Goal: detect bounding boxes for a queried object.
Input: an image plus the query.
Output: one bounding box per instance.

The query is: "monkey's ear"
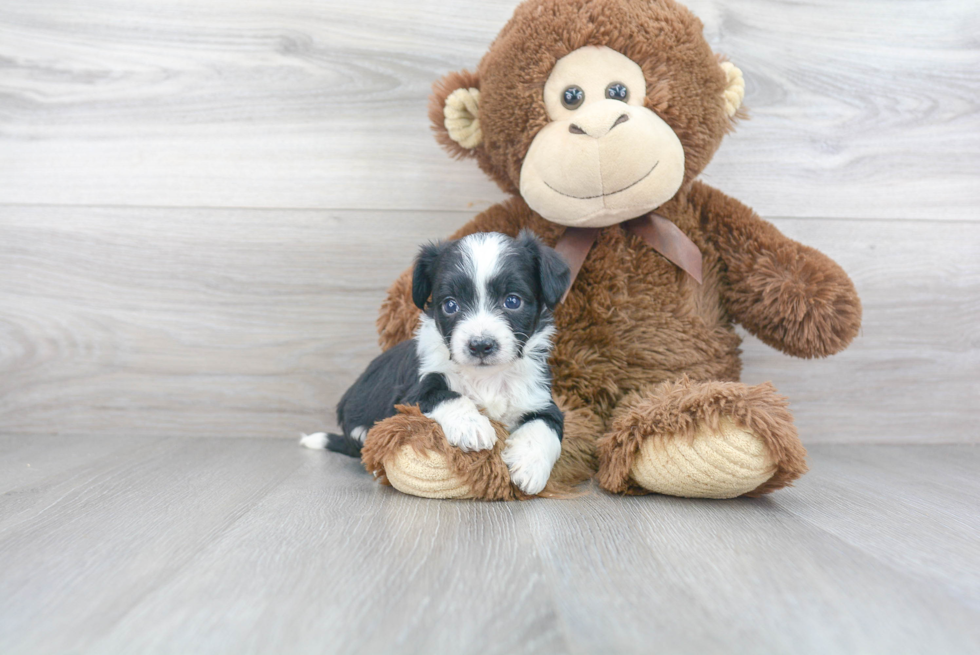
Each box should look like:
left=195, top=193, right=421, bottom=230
left=719, top=61, right=746, bottom=120
left=429, top=70, right=482, bottom=158
left=412, top=241, right=446, bottom=310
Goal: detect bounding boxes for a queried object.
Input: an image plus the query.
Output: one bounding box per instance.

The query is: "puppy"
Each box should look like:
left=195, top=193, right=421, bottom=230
left=301, top=230, right=571, bottom=494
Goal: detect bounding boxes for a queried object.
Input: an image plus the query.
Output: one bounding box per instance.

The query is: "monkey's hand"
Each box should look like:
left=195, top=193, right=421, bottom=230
left=693, top=181, right=862, bottom=359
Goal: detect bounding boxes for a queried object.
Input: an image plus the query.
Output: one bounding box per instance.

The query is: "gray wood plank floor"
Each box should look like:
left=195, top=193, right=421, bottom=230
left=1, top=436, right=978, bottom=655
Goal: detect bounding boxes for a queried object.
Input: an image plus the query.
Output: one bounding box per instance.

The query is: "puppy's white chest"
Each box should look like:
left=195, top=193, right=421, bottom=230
left=480, top=394, right=514, bottom=425
left=448, top=370, right=538, bottom=430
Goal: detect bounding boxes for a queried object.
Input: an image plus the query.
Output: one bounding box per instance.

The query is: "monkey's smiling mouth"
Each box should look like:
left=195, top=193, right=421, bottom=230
left=543, top=161, right=659, bottom=200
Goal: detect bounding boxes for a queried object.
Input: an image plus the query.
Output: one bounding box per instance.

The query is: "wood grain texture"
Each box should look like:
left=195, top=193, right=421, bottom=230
left=1, top=207, right=977, bottom=443
left=0, top=433, right=151, bottom=494
left=0, top=206, right=458, bottom=438
left=777, top=445, right=980, bottom=611
left=1, top=436, right=978, bottom=654
left=0, top=437, right=303, bottom=653
left=0, top=0, right=977, bottom=218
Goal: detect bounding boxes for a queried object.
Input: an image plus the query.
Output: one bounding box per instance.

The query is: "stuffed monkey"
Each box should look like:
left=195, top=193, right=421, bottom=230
left=360, top=0, right=862, bottom=500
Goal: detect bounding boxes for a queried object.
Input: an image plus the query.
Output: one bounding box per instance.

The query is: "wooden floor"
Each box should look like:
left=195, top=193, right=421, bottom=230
left=1, top=435, right=978, bottom=655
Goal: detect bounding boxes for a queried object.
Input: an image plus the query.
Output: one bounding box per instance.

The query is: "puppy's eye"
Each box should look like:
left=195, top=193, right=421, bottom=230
left=442, top=298, right=459, bottom=315
left=561, top=86, right=584, bottom=110
left=605, top=82, right=629, bottom=102
left=504, top=295, right=522, bottom=310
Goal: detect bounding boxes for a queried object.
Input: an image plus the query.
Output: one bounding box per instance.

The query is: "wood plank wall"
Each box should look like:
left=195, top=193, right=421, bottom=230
left=1, top=0, right=977, bottom=443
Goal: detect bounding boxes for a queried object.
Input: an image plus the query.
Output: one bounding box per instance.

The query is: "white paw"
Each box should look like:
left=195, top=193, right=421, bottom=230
left=426, top=396, right=497, bottom=452
left=502, top=419, right=561, bottom=495
left=299, top=432, right=328, bottom=449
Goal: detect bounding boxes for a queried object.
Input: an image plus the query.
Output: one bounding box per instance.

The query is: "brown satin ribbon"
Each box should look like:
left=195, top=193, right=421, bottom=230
left=554, top=213, right=703, bottom=302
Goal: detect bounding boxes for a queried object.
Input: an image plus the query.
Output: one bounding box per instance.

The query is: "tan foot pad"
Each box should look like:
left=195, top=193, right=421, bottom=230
left=384, top=445, right=473, bottom=499
left=630, top=419, right=776, bottom=499
left=361, top=405, right=529, bottom=501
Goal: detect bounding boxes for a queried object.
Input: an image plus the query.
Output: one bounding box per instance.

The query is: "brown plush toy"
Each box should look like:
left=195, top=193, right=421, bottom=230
left=360, top=0, right=862, bottom=500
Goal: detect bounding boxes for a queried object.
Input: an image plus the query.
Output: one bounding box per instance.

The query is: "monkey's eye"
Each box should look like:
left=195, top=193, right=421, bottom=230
left=504, top=295, right=522, bottom=310
left=442, top=298, right=459, bottom=315
left=561, top=86, right=585, bottom=110
left=605, top=82, right=629, bottom=102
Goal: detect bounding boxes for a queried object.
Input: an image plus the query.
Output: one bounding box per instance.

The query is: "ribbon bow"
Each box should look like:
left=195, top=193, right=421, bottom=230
left=553, top=214, right=702, bottom=302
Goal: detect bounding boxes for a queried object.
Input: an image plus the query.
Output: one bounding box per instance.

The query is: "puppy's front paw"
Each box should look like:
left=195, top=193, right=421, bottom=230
left=502, top=420, right=562, bottom=495
left=426, top=397, right=496, bottom=452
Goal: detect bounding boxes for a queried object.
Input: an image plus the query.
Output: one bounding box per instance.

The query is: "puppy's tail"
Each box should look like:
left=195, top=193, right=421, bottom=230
left=299, top=432, right=362, bottom=458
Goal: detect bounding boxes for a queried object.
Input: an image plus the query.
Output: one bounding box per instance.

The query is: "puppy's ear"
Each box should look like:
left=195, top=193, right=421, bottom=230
left=516, top=229, right=571, bottom=310
left=412, top=241, right=445, bottom=310
left=538, top=243, right=572, bottom=310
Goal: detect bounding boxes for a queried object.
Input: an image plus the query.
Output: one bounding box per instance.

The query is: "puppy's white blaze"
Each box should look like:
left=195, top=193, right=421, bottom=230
left=459, top=232, right=508, bottom=310
left=425, top=396, right=497, bottom=452
left=299, top=432, right=328, bottom=449
left=450, top=310, right=517, bottom=366
left=350, top=426, right=368, bottom=442
left=502, top=420, right=562, bottom=495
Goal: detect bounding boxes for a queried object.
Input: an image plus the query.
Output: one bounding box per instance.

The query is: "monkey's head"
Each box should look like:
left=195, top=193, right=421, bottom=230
left=430, top=0, right=745, bottom=228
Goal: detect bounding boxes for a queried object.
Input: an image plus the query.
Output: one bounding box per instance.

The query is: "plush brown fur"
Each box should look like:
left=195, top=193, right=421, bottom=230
left=595, top=376, right=808, bottom=496
left=368, top=0, right=862, bottom=499
left=548, top=393, right=603, bottom=489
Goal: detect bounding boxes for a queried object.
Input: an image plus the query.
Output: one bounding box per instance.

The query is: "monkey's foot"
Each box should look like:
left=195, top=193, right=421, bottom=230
left=384, top=448, right=473, bottom=499
left=361, top=405, right=530, bottom=501
left=597, top=378, right=808, bottom=498
left=361, top=401, right=601, bottom=500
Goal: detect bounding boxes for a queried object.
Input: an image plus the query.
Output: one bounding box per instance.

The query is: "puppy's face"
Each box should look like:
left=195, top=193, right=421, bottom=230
left=412, top=231, right=570, bottom=367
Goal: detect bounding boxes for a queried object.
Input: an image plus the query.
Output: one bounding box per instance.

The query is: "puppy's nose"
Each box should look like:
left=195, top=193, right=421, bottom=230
left=468, top=337, right=498, bottom=358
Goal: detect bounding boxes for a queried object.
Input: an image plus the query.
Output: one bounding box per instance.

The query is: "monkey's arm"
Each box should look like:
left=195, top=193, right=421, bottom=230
left=691, top=181, right=861, bottom=359
left=377, top=198, right=543, bottom=350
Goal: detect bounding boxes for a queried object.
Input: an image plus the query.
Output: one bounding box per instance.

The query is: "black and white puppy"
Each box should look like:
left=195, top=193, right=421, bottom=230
left=301, top=230, right=571, bottom=495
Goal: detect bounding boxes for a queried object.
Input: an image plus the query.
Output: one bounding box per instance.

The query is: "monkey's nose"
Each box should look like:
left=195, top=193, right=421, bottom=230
left=569, top=113, right=630, bottom=138
left=611, top=113, right=630, bottom=129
